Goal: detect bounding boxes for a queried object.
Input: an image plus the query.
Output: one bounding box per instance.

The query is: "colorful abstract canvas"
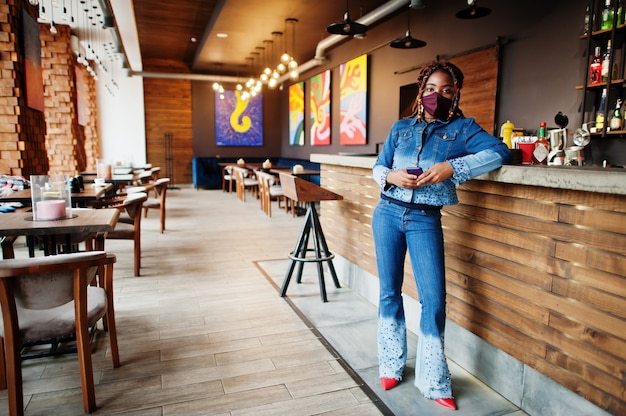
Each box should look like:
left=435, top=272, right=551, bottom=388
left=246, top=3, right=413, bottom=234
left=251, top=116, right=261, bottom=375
left=289, top=82, right=304, bottom=146
left=310, top=70, right=331, bottom=146
left=21, top=10, right=44, bottom=112
left=339, top=54, right=368, bottom=145
left=215, top=90, right=263, bottom=146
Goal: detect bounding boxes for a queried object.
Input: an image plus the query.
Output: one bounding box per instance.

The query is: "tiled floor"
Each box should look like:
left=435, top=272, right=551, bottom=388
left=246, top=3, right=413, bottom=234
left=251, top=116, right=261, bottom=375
left=0, top=186, right=526, bottom=415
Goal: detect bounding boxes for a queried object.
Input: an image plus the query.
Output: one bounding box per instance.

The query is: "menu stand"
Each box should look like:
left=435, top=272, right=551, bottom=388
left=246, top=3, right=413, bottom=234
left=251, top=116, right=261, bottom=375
left=278, top=173, right=343, bottom=302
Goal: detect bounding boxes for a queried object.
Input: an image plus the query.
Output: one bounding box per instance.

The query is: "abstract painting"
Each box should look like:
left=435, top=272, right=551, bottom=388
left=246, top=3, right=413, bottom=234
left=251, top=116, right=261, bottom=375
left=21, top=10, right=44, bottom=112
left=310, top=70, right=331, bottom=146
left=339, top=54, right=368, bottom=145
left=215, top=90, right=263, bottom=146
left=289, top=82, right=304, bottom=146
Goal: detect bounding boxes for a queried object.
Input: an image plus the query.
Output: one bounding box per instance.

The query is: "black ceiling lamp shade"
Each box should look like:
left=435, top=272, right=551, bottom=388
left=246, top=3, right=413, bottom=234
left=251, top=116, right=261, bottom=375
left=390, top=7, right=426, bottom=49
left=326, top=0, right=368, bottom=35
left=456, top=0, right=491, bottom=19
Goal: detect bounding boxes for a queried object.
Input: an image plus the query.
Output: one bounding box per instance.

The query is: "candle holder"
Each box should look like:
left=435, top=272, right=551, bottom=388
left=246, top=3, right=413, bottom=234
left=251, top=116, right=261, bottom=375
left=30, top=175, right=73, bottom=221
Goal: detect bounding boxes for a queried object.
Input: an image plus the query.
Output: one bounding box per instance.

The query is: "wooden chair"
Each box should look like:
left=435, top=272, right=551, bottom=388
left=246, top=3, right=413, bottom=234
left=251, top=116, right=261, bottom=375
left=221, top=165, right=234, bottom=193
left=143, top=177, right=170, bottom=233
left=92, top=192, right=147, bottom=276
left=233, top=167, right=258, bottom=202
left=256, top=171, right=287, bottom=217
left=133, top=170, right=153, bottom=187
left=0, top=251, right=119, bottom=415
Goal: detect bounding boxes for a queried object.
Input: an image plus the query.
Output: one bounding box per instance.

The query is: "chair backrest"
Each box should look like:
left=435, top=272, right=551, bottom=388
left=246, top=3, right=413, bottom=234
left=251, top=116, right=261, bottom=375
left=152, top=177, right=169, bottom=198
left=255, top=171, right=280, bottom=216
left=94, top=192, right=146, bottom=276
left=0, top=251, right=118, bottom=415
left=0, top=252, right=103, bottom=313
left=256, top=171, right=270, bottom=213
left=233, top=167, right=249, bottom=201
left=134, top=170, right=153, bottom=185
left=150, top=167, right=161, bottom=181
left=144, top=178, right=170, bottom=233
left=121, top=192, right=148, bottom=220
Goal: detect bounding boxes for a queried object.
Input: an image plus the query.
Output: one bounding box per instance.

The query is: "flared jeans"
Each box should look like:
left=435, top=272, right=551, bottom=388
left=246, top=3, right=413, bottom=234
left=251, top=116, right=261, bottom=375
left=372, top=199, right=452, bottom=399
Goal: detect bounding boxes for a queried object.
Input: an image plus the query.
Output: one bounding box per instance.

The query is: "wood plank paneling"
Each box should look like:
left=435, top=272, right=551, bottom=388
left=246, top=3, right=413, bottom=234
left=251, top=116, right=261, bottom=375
left=318, top=164, right=626, bottom=415
left=143, top=77, right=193, bottom=185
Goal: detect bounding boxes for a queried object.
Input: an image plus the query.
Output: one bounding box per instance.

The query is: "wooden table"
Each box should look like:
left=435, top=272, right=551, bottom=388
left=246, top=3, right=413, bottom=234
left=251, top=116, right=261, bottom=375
left=0, top=208, right=119, bottom=258
left=0, top=184, right=113, bottom=207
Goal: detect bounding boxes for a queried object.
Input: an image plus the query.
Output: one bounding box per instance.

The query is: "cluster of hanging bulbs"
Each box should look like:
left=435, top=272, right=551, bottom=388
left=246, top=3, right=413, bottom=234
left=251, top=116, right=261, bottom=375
left=212, top=18, right=299, bottom=100
left=30, top=0, right=122, bottom=93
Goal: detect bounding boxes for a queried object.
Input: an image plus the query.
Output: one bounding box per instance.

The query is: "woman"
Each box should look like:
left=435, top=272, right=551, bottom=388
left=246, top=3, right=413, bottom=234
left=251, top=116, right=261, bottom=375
left=371, top=61, right=511, bottom=411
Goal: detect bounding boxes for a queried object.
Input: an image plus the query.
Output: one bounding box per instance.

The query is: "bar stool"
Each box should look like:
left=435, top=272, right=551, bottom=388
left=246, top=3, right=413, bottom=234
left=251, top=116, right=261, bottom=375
left=277, top=173, right=343, bottom=302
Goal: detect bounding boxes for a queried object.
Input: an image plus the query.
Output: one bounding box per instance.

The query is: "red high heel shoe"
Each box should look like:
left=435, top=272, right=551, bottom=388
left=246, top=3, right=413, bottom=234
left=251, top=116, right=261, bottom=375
left=434, top=398, right=457, bottom=410
left=380, top=377, right=400, bottom=390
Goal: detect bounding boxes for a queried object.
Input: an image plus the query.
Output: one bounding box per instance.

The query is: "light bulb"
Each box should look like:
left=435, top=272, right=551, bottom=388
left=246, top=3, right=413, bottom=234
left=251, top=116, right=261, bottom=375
left=219, top=93, right=225, bottom=100
left=29, top=0, right=39, bottom=5
left=268, top=78, right=277, bottom=89
left=289, top=70, right=299, bottom=81
left=280, top=52, right=290, bottom=64
left=260, top=73, right=268, bottom=83
left=212, top=82, right=220, bottom=91
left=264, top=67, right=272, bottom=76
left=288, top=59, right=298, bottom=70
left=50, top=23, right=57, bottom=35
left=236, top=84, right=242, bottom=91
left=219, top=85, right=224, bottom=93
left=277, top=63, right=286, bottom=74
left=272, top=70, right=279, bottom=79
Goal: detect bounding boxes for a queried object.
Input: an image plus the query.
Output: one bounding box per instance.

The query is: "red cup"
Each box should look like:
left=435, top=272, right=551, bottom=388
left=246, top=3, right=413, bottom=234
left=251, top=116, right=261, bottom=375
left=518, top=143, right=535, bottom=165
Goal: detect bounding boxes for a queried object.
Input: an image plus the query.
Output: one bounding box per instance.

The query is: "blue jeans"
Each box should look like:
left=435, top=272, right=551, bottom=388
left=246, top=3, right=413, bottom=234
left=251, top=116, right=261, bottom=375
left=372, top=199, right=452, bottom=400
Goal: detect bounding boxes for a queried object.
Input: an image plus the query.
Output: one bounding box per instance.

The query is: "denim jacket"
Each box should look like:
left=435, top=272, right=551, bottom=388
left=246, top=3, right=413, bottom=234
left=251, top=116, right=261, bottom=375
left=373, top=115, right=512, bottom=206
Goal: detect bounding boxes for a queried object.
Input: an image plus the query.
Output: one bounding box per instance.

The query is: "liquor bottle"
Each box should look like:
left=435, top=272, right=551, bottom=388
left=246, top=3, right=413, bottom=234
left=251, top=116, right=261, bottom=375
left=610, top=98, right=623, bottom=130
left=583, top=4, right=591, bottom=35
left=602, top=40, right=613, bottom=82
left=596, top=88, right=608, bottom=131
left=602, top=0, right=614, bottom=30
left=589, top=46, right=602, bottom=84
left=532, top=122, right=550, bottom=165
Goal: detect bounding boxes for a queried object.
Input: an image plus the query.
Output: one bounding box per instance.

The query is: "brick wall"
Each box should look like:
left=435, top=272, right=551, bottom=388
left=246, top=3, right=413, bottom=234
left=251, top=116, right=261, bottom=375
left=0, top=0, right=47, bottom=177
left=0, top=0, right=100, bottom=179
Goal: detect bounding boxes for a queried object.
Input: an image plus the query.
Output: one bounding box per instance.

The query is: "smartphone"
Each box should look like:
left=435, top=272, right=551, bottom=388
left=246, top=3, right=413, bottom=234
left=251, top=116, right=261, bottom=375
left=406, top=167, right=423, bottom=176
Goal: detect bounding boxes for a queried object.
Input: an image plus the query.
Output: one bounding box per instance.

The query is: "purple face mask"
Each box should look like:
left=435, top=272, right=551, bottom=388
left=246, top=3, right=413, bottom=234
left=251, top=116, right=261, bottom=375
left=422, top=91, right=453, bottom=120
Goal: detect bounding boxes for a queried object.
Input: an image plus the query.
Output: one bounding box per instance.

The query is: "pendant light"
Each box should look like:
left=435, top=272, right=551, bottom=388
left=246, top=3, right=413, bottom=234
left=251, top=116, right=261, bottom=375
left=456, top=0, right=491, bottom=19
left=390, top=7, right=426, bottom=49
left=327, top=0, right=368, bottom=35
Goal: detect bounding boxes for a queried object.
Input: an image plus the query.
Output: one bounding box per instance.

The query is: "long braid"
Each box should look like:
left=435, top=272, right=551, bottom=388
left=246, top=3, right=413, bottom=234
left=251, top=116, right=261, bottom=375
left=409, top=61, right=464, bottom=121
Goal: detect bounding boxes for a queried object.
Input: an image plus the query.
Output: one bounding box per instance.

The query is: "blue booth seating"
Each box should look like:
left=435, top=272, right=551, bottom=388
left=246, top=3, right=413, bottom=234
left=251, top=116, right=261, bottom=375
left=192, top=157, right=320, bottom=189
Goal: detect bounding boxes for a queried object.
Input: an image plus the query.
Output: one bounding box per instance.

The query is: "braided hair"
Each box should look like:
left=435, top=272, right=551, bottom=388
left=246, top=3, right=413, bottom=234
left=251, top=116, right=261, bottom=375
left=409, top=61, right=464, bottom=121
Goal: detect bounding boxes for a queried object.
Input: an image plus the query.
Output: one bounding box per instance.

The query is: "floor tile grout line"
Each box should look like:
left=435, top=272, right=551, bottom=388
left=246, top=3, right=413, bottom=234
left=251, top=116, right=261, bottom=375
left=254, top=260, right=394, bottom=416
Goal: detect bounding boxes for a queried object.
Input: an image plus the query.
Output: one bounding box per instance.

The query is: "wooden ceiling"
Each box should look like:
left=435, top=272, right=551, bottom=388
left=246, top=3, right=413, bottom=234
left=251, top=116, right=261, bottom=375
left=130, top=0, right=396, bottom=75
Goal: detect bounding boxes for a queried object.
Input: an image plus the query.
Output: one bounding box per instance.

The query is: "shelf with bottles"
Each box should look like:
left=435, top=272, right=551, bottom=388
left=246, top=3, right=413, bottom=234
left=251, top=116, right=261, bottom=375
left=579, top=1, right=626, bottom=138
left=576, top=79, right=626, bottom=89
left=589, top=130, right=626, bottom=135
left=580, top=22, right=626, bottom=39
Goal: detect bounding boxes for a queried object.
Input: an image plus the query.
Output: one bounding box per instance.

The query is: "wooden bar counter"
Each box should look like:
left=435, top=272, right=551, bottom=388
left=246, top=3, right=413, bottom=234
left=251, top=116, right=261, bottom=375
left=311, top=153, right=624, bottom=416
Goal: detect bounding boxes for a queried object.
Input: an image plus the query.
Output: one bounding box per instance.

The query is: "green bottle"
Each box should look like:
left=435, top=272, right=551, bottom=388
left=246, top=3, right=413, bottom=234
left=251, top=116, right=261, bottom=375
left=602, top=0, right=614, bottom=30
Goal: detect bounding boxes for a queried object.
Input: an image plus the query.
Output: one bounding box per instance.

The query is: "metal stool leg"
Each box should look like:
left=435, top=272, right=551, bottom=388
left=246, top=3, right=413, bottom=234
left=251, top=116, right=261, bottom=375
left=280, top=202, right=340, bottom=302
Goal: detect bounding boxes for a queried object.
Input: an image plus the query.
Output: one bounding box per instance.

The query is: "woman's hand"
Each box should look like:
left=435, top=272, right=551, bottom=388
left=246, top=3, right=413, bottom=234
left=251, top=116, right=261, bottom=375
left=386, top=162, right=453, bottom=189
left=416, top=162, right=453, bottom=186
